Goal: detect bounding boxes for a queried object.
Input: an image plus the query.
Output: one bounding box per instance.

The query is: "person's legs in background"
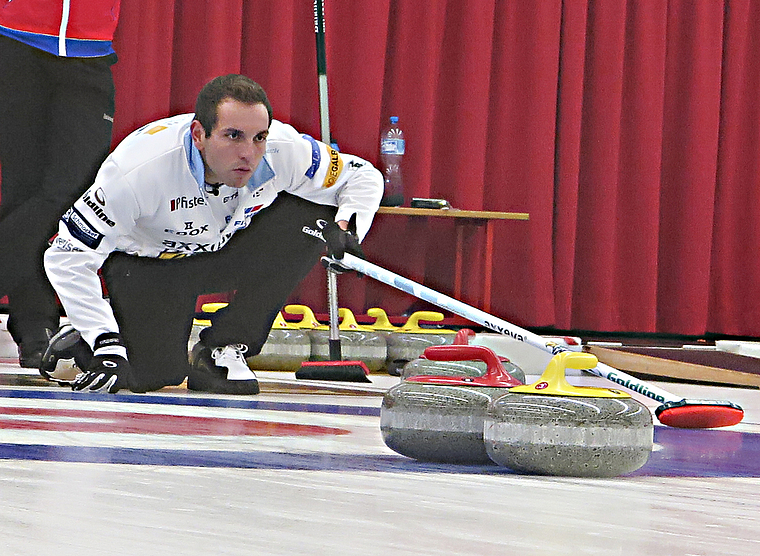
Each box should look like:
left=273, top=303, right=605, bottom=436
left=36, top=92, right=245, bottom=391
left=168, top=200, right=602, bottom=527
left=0, top=37, right=115, bottom=366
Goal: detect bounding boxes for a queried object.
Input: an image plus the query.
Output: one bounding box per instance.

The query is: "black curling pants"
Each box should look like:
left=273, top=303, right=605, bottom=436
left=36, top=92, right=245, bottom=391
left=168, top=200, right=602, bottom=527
left=102, top=193, right=336, bottom=392
left=0, top=35, right=116, bottom=345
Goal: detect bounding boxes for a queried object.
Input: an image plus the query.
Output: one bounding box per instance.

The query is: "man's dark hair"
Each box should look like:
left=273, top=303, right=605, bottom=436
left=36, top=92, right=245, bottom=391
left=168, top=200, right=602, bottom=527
left=194, top=74, right=273, bottom=137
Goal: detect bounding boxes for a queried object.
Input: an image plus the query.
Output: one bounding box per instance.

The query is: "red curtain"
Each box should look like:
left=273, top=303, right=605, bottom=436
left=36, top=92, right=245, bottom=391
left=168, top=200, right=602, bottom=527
left=48, top=0, right=760, bottom=336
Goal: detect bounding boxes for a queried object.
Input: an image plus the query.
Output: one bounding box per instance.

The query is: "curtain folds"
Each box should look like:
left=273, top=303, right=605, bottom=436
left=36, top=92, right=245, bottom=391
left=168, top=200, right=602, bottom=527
left=94, top=0, right=760, bottom=336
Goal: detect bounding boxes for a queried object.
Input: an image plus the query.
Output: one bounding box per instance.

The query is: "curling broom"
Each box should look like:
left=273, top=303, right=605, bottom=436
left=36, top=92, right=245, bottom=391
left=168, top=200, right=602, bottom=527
left=331, top=253, right=743, bottom=428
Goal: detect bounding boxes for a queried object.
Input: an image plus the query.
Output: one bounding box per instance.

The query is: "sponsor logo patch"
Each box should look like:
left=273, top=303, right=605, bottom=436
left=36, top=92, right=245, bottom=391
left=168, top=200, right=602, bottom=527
left=62, top=207, right=104, bottom=249
left=163, top=222, right=210, bottom=236
left=158, top=251, right=188, bottom=260
left=145, top=125, right=167, bottom=135
left=322, top=145, right=343, bottom=188
left=161, top=231, right=235, bottom=254
left=302, top=134, right=321, bottom=179
left=170, top=196, right=206, bottom=211
left=83, top=192, right=116, bottom=227
left=51, top=236, right=83, bottom=252
left=301, top=218, right=328, bottom=241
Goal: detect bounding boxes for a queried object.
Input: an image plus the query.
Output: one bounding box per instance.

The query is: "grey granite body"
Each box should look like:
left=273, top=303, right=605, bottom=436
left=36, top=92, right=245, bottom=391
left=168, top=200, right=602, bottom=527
left=246, top=329, right=312, bottom=371
left=381, top=381, right=510, bottom=464
left=382, top=333, right=454, bottom=375
left=484, top=393, right=653, bottom=477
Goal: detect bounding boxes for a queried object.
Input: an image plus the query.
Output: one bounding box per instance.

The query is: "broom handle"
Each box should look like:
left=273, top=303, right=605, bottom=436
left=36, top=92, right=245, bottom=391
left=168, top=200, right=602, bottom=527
left=314, top=0, right=330, bottom=144
left=327, top=268, right=342, bottom=360
left=338, top=253, right=681, bottom=405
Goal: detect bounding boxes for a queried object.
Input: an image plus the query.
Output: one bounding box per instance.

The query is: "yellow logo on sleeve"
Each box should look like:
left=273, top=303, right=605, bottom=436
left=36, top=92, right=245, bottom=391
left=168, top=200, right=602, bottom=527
left=322, top=146, right=343, bottom=188
left=158, top=251, right=187, bottom=259
left=146, top=125, right=168, bottom=135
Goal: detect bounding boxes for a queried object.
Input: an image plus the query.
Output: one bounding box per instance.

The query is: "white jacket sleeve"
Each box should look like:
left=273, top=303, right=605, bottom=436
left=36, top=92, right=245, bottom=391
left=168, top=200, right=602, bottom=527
left=44, top=159, right=140, bottom=348
left=268, top=126, right=384, bottom=241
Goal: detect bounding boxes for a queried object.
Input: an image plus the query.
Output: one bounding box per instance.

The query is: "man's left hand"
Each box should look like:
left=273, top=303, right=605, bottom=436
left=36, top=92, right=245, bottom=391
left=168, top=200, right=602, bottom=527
left=323, top=214, right=364, bottom=260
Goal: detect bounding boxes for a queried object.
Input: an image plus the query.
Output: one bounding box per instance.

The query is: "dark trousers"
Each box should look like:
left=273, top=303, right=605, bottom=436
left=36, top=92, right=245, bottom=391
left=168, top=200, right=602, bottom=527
left=0, top=35, right=116, bottom=344
left=102, top=193, right=336, bottom=392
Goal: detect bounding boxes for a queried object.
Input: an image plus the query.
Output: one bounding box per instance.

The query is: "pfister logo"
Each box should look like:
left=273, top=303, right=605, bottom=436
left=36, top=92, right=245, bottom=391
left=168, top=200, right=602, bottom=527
left=170, top=196, right=206, bottom=211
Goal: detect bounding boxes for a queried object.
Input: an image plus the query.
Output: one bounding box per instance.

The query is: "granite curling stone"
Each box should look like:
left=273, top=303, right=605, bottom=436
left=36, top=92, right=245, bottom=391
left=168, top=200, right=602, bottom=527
left=188, top=302, right=229, bottom=352
left=381, top=344, right=524, bottom=464
left=377, top=310, right=457, bottom=376
left=307, top=308, right=386, bottom=372
left=245, top=312, right=311, bottom=371
left=484, top=351, right=653, bottom=477
left=401, top=329, right=527, bottom=385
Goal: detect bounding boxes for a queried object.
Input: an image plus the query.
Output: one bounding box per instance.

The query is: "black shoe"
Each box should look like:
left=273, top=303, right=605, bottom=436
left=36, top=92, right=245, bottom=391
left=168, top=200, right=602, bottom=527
left=19, top=345, right=45, bottom=369
left=39, top=325, right=93, bottom=384
left=188, top=343, right=260, bottom=395
left=18, top=329, right=53, bottom=369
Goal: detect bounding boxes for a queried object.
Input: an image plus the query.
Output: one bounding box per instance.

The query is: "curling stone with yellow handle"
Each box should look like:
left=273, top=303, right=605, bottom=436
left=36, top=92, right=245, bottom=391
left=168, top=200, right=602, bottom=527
left=188, top=302, right=230, bottom=353
left=245, top=312, right=312, bottom=371
left=366, top=307, right=399, bottom=331
left=284, top=304, right=329, bottom=330
left=378, top=310, right=457, bottom=376
left=484, top=351, right=653, bottom=477
left=307, top=308, right=386, bottom=372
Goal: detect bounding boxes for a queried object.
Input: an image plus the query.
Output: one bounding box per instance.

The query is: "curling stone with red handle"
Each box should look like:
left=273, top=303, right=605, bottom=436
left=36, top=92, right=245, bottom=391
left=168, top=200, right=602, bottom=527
left=381, top=344, right=523, bottom=464
left=400, top=328, right=526, bottom=384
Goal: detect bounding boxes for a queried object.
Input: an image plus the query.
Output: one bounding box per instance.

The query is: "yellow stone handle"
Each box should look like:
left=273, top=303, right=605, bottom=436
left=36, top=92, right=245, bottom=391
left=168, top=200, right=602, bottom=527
left=284, top=304, right=328, bottom=330
left=201, top=302, right=228, bottom=313
left=271, top=312, right=299, bottom=330
left=367, top=307, right=398, bottom=331
left=193, top=302, right=230, bottom=327
left=338, top=308, right=373, bottom=331
left=398, top=311, right=455, bottom=334
left=510, top=351, right=630, bottom=398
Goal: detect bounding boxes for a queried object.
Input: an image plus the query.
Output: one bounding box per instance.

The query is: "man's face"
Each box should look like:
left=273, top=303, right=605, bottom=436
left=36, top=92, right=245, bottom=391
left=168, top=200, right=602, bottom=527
left=191, top=99, right=270, bottom=188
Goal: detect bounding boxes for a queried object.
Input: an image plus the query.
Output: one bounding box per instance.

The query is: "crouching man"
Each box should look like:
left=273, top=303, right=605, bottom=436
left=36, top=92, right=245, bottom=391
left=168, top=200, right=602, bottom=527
left=41, top=74, right=382, bottom=394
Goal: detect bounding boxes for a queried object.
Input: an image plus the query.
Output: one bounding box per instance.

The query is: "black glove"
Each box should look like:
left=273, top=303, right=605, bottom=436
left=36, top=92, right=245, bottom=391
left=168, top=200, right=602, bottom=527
left=322, top=214, right=364, bottom=260
left=71, top=333, right=132, bottom=394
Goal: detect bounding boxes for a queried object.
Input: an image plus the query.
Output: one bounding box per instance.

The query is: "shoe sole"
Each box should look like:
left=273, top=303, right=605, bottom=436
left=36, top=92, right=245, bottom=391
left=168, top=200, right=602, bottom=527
left=187, top=371, right=260, bottom=395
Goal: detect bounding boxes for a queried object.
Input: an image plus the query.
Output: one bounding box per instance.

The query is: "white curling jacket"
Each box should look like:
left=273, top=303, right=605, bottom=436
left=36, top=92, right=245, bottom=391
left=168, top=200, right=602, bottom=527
left=44, top=113, right=383, bottom=347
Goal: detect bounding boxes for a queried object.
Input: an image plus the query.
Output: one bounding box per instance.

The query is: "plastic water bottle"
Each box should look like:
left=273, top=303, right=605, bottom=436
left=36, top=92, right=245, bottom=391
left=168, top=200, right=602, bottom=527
left=379, top=116, right=405, bottom=206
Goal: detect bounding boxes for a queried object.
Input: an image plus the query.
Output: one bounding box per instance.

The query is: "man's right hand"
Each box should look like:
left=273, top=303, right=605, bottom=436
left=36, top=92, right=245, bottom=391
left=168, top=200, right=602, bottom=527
left=71, top=332, right=132, bottom=393
left=72, top=354, right=132, bottom=393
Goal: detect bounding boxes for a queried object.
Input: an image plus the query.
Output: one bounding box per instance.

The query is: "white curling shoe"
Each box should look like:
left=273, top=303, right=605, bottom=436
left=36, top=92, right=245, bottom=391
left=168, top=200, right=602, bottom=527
left=188, top=343, right=260, bottom=395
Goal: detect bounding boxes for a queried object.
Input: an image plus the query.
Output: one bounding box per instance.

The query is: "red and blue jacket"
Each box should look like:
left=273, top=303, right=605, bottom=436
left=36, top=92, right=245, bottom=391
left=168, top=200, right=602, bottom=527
left=0, top=0, right=120, bottom=57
